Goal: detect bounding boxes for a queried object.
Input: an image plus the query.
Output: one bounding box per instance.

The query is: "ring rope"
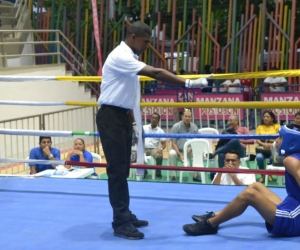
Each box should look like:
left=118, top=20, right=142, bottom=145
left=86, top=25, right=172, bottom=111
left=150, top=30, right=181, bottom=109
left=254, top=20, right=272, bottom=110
left=0, top=158, right=285, bottom=176
left=0, top=101, right=67, bottom=106
left=0, top=69, right=300, bottom=82
left=1, top=100, right=300, bottom=109
left=0, top=128, right=278, bottom=140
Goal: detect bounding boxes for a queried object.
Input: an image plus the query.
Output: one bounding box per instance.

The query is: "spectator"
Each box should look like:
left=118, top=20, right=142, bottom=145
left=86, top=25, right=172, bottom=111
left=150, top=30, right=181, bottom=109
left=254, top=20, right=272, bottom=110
left=263, top=66, right=287, bottom=92
left=240, top=67, right=253, bottom=101
left=209, top=115, right=254, bottom=168
left=256, top=110, right=280, bottom=183
left=143, top=113, right=166, bottom=179
left=220, top=78, right=241, bottom=93
left=182, top=124, right=300, bottom=237
left=202, top=65, right=213, bottom=93
left=212, top=68, right=225, bottom=93
left=294, top=111, right=300, bottom=126
left=65, top=138, right=93, bottom=168
left=168, top=109, right=201, bottom=182
left=65, top=138, right=98, bottom=178
left=29, top=136, right=60, bottom=174
left=211, top=150, right=256, bottom=185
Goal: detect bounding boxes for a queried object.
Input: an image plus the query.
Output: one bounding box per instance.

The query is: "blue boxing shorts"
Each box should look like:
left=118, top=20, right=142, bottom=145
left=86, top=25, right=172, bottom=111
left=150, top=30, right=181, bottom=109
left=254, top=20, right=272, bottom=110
left=266, top=195, right=300, bottom=237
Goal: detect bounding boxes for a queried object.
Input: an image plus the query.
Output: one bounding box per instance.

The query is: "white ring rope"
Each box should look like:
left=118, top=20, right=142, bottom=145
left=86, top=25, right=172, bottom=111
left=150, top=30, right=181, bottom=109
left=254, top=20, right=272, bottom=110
left=0, top=101, right=66, bottom=106
left=0, top=158, right=65, bottom=165
left=0, top=76, right=56, bottom=81
left=0, top=128, right=73, bottom=137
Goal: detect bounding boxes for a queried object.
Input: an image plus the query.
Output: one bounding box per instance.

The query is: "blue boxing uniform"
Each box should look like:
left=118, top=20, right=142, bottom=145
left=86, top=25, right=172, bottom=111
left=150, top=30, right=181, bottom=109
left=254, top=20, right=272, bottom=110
left=266, top=152, right=300, bottom=236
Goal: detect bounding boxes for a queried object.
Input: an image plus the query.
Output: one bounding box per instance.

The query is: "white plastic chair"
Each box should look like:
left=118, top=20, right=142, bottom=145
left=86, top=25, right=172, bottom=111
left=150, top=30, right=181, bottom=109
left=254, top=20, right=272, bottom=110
left=265, top=165, right=285, bottom=186
left=91, top=152, right=102, bottom=163
left=198, top=128, right=219, bottom=167
left=24, top=156, right=29, bottom=174
left=129, top=145, right=137, bottom=178
left=91, top=152, right=102, bottom=178
left=144, top=154, right=157, bottom=179
left=179, top=139, right=210, bottom=184
left=265, top=142, right=285, bottom=186
left=166, top=140, right=174, bottom=181
left=240, top=155, right=250, bottom=167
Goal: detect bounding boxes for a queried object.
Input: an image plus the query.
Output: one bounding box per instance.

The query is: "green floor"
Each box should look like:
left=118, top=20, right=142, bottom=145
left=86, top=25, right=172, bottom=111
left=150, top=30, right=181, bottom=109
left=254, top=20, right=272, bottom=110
left=98, top=159, right=285, bottom=187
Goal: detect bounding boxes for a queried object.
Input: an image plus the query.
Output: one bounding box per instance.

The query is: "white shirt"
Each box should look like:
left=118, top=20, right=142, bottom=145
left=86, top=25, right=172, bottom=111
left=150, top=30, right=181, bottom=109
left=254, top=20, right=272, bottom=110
left=212, top=166, right=256, bottom=185
left=263, top=77, right=286, bottom=92
left=143, top=124, right=166, bottom=149
left=98, top=41, right=146, bottom=109
left=221, top=79, right=241, bottom=93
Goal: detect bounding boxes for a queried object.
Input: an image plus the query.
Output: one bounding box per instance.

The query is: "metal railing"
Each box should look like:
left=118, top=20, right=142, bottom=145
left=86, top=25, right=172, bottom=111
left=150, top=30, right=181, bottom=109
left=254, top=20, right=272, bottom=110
left=0, top=106, right=99, bottom=174
left=0, top=29, right=100, bottom=96
left=0, top=0, right=27, bottom=28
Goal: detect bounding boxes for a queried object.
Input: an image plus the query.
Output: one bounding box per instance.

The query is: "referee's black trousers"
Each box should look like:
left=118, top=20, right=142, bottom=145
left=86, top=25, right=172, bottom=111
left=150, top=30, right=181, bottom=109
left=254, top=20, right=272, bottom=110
left=96, top=105, right=133, bottom=228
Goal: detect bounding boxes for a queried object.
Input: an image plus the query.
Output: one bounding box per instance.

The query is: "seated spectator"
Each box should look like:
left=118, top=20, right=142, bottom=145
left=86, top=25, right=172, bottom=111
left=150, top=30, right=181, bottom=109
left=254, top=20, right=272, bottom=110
left=168, top=109, right=201, bottom=182
left=209, top=115, right=254, bottom=168
left=66, top=138, right=98, bottom=178
left=220, top=78, right=241, bottom=93
left=65, top=138, right=93, bottom=170
left=294, top=111, right=300, bottom=125
left=143, top=113, right=167, bottom=179
left=256, top=110, right=280, bottom=183
left=212, top=68, right=225, bottom=93
left=29, top=136, right=60, bottom=174
left=212, top=150, right=256, bottom=185
left=263, top=66, right=287, bottom=92
left=240, top=67, right=252, bottom=101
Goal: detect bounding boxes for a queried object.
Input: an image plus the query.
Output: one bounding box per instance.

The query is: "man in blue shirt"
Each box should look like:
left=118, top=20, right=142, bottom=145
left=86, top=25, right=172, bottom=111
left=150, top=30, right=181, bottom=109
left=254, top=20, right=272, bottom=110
left=29, top=136, right=60, bottom=174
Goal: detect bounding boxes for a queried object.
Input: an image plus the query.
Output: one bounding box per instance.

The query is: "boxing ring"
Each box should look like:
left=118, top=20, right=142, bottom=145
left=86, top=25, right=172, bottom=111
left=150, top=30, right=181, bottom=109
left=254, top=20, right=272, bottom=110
left=1, top=72, right=300, bottom=249
left=1, top=178, right=299, bottom=250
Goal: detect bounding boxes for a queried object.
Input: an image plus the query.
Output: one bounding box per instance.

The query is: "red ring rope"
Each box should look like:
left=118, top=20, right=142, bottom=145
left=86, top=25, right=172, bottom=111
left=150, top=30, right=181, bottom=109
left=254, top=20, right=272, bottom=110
left=65, top=161, right=285, bottom=176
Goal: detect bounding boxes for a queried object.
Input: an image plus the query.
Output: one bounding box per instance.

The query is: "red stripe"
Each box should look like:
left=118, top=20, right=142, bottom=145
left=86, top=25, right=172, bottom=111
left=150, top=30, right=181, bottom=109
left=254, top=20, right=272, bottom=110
left=65, top=160, right=285, bottom=176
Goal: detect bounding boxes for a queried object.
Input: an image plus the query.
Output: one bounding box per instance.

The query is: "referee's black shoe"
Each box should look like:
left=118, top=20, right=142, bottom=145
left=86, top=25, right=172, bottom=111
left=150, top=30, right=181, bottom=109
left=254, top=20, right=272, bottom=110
left=131, top=214, right=149, bottom=228
left=114, top=223, right=144, bottom=240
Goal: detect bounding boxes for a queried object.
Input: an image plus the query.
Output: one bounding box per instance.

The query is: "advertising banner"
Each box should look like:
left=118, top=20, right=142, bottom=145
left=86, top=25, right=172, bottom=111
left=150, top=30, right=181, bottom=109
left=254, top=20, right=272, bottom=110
left=193, top=93, right=244, bottom=120
left=261, top=93, right=300, bottom=119
left=141, top=94, right=177, bottom=120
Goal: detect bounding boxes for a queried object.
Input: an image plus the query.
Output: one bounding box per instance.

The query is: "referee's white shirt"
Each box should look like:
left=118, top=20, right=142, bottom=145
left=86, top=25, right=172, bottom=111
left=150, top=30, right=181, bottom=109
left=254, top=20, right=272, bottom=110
left=98, top=41, right=146, bottom=109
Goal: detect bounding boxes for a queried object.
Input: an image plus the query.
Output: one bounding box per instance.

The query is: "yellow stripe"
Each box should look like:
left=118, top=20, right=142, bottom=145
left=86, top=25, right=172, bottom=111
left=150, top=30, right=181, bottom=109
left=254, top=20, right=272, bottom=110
left=66, top=101, right=98, bottom=107
left=65, top=101, right=300, bottom=109
left=56, top=69, right=300, bottom=82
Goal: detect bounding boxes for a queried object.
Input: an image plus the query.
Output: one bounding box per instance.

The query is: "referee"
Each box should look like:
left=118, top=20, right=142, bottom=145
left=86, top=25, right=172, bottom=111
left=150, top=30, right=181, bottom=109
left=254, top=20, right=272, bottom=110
left=96, top=21, right=210, bottom=240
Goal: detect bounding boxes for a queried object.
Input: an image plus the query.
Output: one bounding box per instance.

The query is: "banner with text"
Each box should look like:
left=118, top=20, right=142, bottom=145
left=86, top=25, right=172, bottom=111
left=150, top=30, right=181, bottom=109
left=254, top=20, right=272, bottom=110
left=193, top=93, right=244, bottom=120
left=261, top=93, right=300, bottom=119
left=141, top=94, right=177, bottom=120
left=156, top=89, right=194, bottom=102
